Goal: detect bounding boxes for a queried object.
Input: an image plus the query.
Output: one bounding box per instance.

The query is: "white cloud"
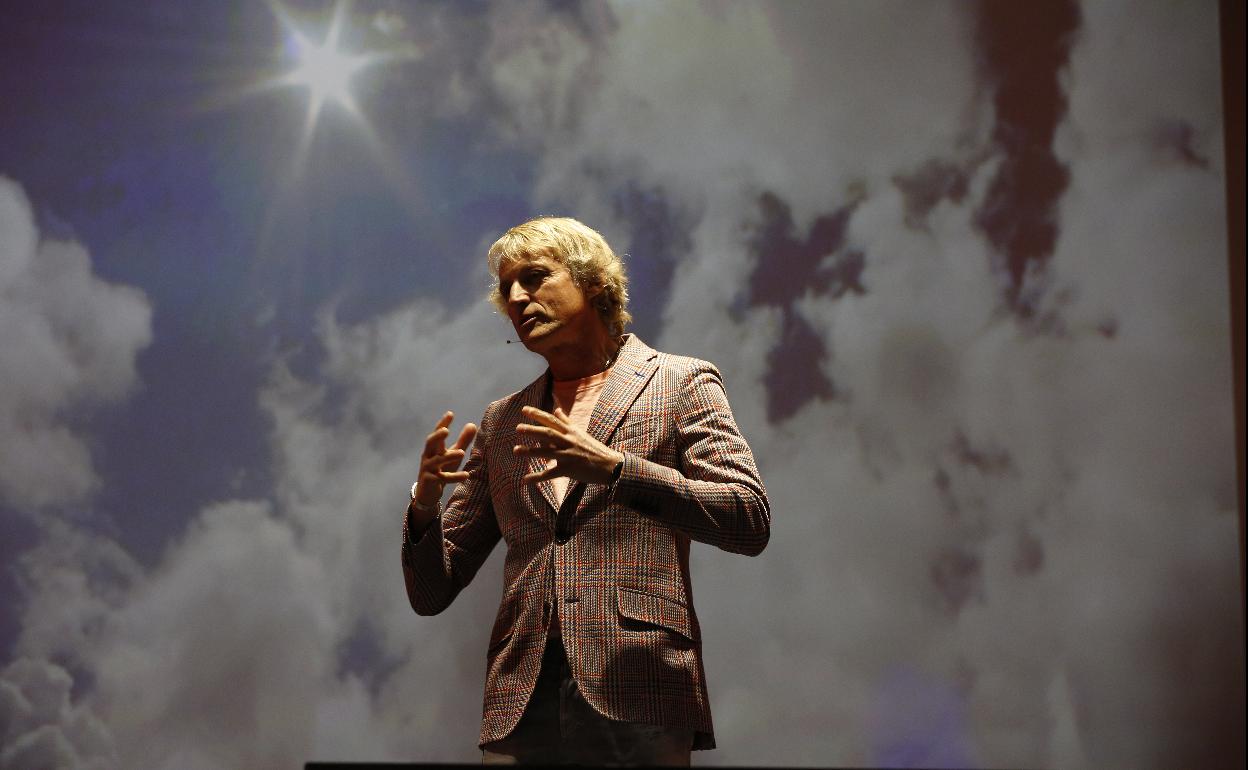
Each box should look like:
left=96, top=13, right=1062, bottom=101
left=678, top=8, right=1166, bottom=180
left=257, top=299, right=542, bottom=761
left=1, top=652, right=117, bottom=769
left=0, top=176, right=152, bottom=509
left=9, top=297, right=540, bottom=766
left=0, top=174, right=150, bottom=767
left=82, top=500, right=341, bottom=769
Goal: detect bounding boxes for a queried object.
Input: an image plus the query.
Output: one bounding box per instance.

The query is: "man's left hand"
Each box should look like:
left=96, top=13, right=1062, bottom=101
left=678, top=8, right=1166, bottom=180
left=514, top=405, right=624, bottom=485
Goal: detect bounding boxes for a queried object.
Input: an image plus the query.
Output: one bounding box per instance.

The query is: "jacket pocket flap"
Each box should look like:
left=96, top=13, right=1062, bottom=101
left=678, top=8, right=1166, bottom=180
left=616, top=587, right=695, bottom=641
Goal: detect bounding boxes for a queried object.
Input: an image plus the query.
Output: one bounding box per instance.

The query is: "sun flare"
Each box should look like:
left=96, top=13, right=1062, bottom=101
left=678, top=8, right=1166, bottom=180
left=276, top=0, right=371, bottom=128
left=289, top=32, right=365, bottom=113
left=242, top=0, right=424, bottom=259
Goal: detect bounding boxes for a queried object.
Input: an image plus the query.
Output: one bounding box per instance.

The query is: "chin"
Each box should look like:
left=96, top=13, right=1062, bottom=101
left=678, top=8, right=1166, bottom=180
left=521, top=328, right=569, bottom=358
left=514, top=328, right=548, bottom=352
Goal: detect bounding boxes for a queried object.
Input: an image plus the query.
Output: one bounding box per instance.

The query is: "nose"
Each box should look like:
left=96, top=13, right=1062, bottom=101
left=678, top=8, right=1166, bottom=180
left=507, top=280, right=529, bottom=309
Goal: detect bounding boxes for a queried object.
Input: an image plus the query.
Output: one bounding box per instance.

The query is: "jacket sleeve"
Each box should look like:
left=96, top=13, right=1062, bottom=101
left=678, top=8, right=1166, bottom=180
left=613, top=362, right=770, bottom=556
left=401, top=403, right=502, bottom=615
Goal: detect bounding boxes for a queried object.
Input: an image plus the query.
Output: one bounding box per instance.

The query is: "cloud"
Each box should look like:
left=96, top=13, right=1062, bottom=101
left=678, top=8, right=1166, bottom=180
left=254, top=299, right=541, bottom=762
left=0, top=176, right=152, bottom=509
left=15, top=495, right=395, bottom=768
left=9, top=293, right=539, bottom=765
left=0, top=173, right=149, bottom=766
left=84, top=500, right=343, bottom=769
left=0, top=658, right=117, bottom=770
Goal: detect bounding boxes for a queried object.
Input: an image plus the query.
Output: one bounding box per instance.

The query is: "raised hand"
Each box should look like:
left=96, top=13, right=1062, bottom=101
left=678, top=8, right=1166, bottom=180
left=414, top=411, right=478, bottom=510
left=513, top=405, right=623, bottom=485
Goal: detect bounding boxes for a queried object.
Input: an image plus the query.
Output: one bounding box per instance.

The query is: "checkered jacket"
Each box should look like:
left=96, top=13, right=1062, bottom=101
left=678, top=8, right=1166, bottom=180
left=402, top=335, right=770, bottom=750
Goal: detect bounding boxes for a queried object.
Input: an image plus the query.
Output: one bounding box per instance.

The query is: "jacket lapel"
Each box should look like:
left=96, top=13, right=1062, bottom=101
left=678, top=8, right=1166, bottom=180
left=513, top=370, right=560, bottom=520
left=586, top=334, right=659, bottom=446
left=554, top=336, right=659, bottom=516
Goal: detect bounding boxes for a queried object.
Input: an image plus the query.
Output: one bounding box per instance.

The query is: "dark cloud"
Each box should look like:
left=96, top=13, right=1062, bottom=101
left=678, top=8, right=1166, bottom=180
left=1150, top=118, right=1212, bottom=169
left=746, top=191, right=866, bottom=422
left=335, top=618, right=404, bottom=700
left=930, top=547, right=984, bottom=615
left=949, top=431, right=1014, bottom=476
left=893, top=159, right=971, bottom=230
left=608, top=181, right=691, bottom=342
left=972, top=0, right=1081, bottom=317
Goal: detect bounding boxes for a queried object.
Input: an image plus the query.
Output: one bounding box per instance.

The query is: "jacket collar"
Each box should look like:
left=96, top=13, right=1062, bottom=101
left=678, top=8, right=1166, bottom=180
left=585, top=333, right=659, bottom=445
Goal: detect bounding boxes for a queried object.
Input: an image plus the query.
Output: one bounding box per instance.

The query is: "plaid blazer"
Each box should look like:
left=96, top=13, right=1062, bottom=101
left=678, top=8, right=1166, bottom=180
left=402, top=334, right=769, bottom=750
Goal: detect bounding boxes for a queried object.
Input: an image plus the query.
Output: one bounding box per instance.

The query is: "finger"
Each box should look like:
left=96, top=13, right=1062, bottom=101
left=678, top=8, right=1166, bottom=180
left=421, top=453, right=465, bottom=483
left=552, top=406, right=570, bottom=423
left=520, top=406, right=566, bottom=431
left=515, top=424, right=569, bottom=444
left=437, top=470, right=470, bottom=483
left=452, top=423, right=478, bottom=452
left=435, top=414, right=455, bottom=452
left=430, top=449, right=466, bottom=467
left=513, top=444, right=559, bottom=458
left=427, top=411, right=454, bottom=443
left=423, top=426, right=452, bottom=457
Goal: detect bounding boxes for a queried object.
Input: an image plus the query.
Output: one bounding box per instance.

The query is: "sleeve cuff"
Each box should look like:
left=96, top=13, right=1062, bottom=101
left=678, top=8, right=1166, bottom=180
left=403, top=500, right=439, bottom=548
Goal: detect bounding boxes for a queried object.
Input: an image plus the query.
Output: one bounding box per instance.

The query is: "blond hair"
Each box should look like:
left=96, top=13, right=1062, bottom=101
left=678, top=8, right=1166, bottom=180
left=487, top=217, right=632, bottom=336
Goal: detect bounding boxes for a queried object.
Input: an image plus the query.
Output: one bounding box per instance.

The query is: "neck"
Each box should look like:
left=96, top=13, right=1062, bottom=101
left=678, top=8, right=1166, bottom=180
left=546, top=332, right=623, bottom=381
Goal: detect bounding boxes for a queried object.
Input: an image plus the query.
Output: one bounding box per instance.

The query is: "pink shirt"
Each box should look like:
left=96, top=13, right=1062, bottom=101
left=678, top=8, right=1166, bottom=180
left=548, top=368, right=612, bottom=505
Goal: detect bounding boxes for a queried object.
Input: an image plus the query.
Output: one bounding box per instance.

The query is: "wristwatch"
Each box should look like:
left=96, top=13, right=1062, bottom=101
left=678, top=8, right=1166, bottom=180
left=404, top=483, right=438, bottom=551
left=409, top=482, right=438, bottom=513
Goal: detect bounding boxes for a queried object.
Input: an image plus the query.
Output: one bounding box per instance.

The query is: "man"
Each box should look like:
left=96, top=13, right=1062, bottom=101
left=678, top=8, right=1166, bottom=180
left=402, top=217, right=769, bottom=765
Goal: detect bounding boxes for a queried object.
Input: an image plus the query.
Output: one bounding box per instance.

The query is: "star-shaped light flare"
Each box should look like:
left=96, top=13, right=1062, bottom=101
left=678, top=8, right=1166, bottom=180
left=289, top=30, right=364, bottom=115
left=245, top=1, right=425, bottom=259
left=273, top=0, right=374, bottom=133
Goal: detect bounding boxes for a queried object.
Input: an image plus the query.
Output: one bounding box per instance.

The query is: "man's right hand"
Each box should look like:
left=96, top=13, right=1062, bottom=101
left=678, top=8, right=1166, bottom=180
left=413, top=411, right=478, bottom=515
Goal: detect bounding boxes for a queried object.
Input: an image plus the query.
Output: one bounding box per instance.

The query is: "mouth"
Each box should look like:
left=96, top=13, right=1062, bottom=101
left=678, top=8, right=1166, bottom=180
left=518, top=314, right=543, bottom=333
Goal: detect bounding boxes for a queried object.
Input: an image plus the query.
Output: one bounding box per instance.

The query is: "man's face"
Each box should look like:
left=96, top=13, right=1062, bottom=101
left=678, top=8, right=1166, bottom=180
left=498, top=254, right=601, bottom=353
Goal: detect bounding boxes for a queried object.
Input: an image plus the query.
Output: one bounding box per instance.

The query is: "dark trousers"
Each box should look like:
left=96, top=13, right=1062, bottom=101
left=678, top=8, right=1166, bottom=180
left=481, top=638, right=694, bottom=766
